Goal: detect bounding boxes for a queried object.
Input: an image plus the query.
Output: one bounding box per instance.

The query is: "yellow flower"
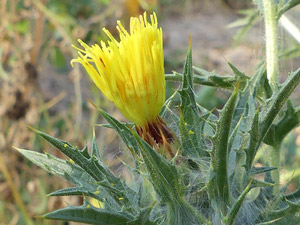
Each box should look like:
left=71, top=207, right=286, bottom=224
left=71, top=12, right=165, bottom=128
left=72, top=12, right=175, bottom=158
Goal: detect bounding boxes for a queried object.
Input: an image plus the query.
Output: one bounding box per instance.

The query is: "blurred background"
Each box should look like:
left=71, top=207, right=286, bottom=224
left=0, top=0, right=300, bottom=224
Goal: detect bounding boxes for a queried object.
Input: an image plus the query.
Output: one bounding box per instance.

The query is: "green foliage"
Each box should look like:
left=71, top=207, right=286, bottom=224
left=209, top=80, right=239, bottom=211
left=19, top=44, right=300, bottom=223
left=179, top=45, right=206, bottom=158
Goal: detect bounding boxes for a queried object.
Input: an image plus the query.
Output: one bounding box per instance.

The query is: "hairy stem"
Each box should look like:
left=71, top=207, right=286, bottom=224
left=270, top=144, right=280, bottom=195
left=263, top=0, right=279, bottom=90
left=263, top=0, right=281, bottom=195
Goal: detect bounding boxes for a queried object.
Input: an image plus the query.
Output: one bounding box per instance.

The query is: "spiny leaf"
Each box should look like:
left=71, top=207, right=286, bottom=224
left=48, top=186, right=120, bottom=210
left=179, top=107, right=200, bottom=158
left=284, top=189, right=300, bottom=201
left=91, top=129, right=101, bottom=159
left=178, top=43, right=206, bottom=157
left=230, top=65, right=263, bottom=134
left=17, top=148, right=96, bottom=187
left=27, top=126, right=106, bottom=182
left=193, top=66, right=248, bottom=90
left=250, top=166, right=277, bottom=175
left=94, top=106, right=183, bottom=206
left=228, top=113, right=243, bottom=153
left=165, top=65, right=250, bottom=90
left=49, top=187, right=98, bottom=197
left=227, top=62, right=248, bottom=81
left=131, top=130, right=183, bottom=203
left=260, top=68, right=300, bottom=145
left=232, top=66, right=263, bottom=172
left=43, top=203, right=134, bottom=225
left=27, top=127, right=137, bottom=211
left=18, top=148, right=123, bottom=211
left=245, top=110, right=259, bottom=172
left=264, top=101, right=300, bottom=146
left=210, top=82, right=239, bottom=209
left=250, top=179, right=274, bottom=188
left=277, top=0, right=300, bottom=18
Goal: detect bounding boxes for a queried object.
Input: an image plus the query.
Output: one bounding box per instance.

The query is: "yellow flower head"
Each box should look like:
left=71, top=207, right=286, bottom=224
left=71, top=12, right=165, bottom=128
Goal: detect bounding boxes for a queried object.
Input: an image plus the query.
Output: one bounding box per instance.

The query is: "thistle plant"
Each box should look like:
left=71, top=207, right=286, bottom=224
left=18, top=2, right=300, bottom=225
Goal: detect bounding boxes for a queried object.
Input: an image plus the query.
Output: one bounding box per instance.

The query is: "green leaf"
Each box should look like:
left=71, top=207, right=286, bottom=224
left=178, top=43, right=206, bottom=157
left=27, top=127, right=138, bottom=211
left=178, top=111, right=199, bottom=158
left=43, top=203, right=134, bottom=225
left=245, top=110, right=260, bottom=172
left=250, top=166, right=277, bottom=175
left=227, top=62, right=248, bottom=81
left=165, top=66, right=249, bottom=91
left=130, top=124, right=206, bottom=224
left=284, top=189, right=300, bottom=201
left=49, top=186, right=94, bottom=197
left=250, top=179, right=274, bottom=188
left=231, top=63, right=263, bottom=126
left=260, top=68, right=300, bottom=145
left=179, top=45, right=199, bottom=121
left=228, top=113, right=243, bottom=153
left=49, top=187, right=119, bottom=211
left=132, top=131, right=183, bottom=203
left=17, top=148, right=95, bottom=187
left=17, top=149, right=122, bottom=211
left=30, top=127, right=108, bottom=181
left=210, top=83, right=239, bottom=210
left=48, top=186, right=122, bottom=211
left=91, top=130, right=101, bottom=159
left=264, top=101, right=300, bottom=146
left=278, top=0, right=300, bottom=18
left=231, top=66, right=264, bottom=172
left=195, top=65, right=249, bottom=89
left=93, top=106, right=196, bottom=221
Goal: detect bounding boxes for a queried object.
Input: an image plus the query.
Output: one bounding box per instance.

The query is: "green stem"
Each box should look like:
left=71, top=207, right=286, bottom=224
left=263, top=0, right=279, bottom=90
left=263, top=0, right=281, bottom=194
left=270, top=144, right=280, bottom=195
